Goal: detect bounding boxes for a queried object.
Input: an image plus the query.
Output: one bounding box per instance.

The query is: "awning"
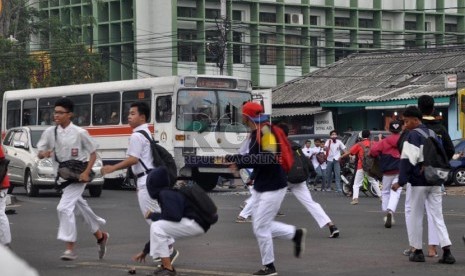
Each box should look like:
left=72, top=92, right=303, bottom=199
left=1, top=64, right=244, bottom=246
left=321, top=96, right=450, bottom=108
left=271, top=107, right=325, bottom=117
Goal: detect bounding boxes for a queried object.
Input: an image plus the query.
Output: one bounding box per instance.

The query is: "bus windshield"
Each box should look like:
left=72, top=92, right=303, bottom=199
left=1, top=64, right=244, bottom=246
left=176, top=89, right=250, bottom=132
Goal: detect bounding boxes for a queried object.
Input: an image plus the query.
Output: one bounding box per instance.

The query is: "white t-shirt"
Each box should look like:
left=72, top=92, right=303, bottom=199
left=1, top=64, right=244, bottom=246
left=127, top=124, right=155, bottom=185
left=324, top=139, right=346, bottom=162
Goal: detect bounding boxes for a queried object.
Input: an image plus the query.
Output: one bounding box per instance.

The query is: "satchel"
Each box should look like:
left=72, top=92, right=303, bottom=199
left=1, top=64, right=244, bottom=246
left=56, top=160, right=95, bottom=190
left=316, top=152, right=327, bottom=164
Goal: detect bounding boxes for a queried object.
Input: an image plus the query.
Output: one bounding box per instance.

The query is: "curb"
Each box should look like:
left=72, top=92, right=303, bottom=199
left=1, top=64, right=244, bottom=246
left=6, top=194, right=17, bottom=206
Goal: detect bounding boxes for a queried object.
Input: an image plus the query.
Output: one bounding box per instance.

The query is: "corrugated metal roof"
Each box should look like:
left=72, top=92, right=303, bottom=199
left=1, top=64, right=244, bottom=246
left=271, top=106, right=324, bottom=117
left=273, top=47, right=465, bottom=105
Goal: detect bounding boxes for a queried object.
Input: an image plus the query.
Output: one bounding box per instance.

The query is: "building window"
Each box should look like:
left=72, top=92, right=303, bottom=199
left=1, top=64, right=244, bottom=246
left=285, top=35, right=301, bottom=66
left=310, top=16, right=319, bottom=25
left=260, top=34, right=276, bottom=65
left=335, top=42, right=351, bottom=61
left=205, top=9, right=220, bottom=19
left=445, top=23, right=457, bottom=32
left=405, top=21, right=417, bottom=30
left=359, top=18, right=374, bottom=28
left=178, top=29, right=197, bottom=62
left=232, top=10, right=242, bottom=21
left=405, top=40, right=416, bottom=48
left=359, top=43, right=374, bottom=49
left=260, top=12, right=276, bottom=23
left=310, top=37, right=318, bottom=67
left=335, top=17, right=350, bottom=27
left=232, top=31, right=242, bottom=64
left=206, top=30, right=220, bottom=63
left=178, top=6, right=196, bottom=18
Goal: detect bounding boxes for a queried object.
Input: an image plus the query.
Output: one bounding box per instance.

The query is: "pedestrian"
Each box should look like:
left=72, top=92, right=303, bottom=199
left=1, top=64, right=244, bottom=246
left=131, top=167, right=210, bottom=276
left=324, top=130, right=347, bottom=192
left=227, top=102, right=306, bottom=276
left=303, top=138, right=328, bottom=191
left=341, top=130, right=381, bottom=205
left=392, top=106, right=455, bottom=264
left=280, top=124, right=340, bottom=238
left=369, top=121, right=402, bottom=228
left=101, top=101, right=178, bottom=261
left=37, top=97, right=108, bottom=261
left=0, top=146, right=11, bottom=248
left=301, top=139, right=315, bottom=189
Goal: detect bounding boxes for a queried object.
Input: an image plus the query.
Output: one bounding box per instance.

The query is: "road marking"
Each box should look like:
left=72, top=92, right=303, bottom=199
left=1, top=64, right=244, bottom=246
left=366, top=210, right=465, bottom=217
left=78, top=262, right=250, bottom=275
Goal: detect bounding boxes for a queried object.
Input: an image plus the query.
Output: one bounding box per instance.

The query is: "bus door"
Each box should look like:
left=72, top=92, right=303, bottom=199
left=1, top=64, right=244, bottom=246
left=153, top=94, right=174, bottom=152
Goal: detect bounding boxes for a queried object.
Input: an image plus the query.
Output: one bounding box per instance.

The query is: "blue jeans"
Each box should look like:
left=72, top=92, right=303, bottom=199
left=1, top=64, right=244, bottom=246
left=326, top=160, right=342, bottom=192
left=312, top=166, right=327, bottom=188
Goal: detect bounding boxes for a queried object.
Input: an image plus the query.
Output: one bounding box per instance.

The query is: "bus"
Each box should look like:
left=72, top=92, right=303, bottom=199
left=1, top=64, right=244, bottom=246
left=2, top=75, right=253, bottom=191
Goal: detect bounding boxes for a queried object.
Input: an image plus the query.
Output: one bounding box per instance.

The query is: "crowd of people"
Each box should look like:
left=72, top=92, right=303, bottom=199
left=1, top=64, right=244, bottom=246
left=0, top=95, right=463, bottom=276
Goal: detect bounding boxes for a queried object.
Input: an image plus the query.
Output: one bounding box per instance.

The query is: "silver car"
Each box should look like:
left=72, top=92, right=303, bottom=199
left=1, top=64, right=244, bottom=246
left=2, top=126, right=104, bottom=197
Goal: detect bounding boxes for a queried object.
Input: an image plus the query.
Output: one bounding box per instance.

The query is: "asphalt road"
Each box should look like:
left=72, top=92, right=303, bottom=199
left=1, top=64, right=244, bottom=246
left=5, top=186, right=465, bottom=276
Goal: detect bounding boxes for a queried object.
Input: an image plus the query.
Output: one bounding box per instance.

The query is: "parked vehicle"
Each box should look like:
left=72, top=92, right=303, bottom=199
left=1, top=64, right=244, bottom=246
left=288, top=134, right=332, bottom=147
left=448, top=139, right=465, bottom=186
left=2, top=126, right=104, bottom=197
left=342, top=130, right=390, bottom=149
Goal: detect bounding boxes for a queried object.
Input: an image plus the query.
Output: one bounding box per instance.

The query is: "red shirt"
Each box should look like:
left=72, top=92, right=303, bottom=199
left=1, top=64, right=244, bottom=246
left=349, top=139, right=373, bottom=170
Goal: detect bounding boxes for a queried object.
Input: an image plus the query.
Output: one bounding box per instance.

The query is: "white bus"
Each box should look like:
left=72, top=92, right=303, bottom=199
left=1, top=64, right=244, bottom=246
left=2, top=75, right=253, bottom=191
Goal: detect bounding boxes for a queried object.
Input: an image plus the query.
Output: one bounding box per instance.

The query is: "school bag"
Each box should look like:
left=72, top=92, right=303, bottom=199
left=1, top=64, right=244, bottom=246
left=257, top=123, right=294, bottom=173
left=287, top=144, right=312, bottom=184
left=414, top=128, right=451, bottom=185
left=174, top=181, right=218, bottom=229
left=316, top=151, right=327, bottom=164
left=0, top=158, right=10, bottom=185
left=137, top=130, right=177, bottom=187
left=359, top=141, right=383, bottom=180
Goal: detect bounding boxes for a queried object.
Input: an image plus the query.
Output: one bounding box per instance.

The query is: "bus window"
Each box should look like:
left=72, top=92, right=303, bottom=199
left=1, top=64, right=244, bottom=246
left=39, top=97, right=60, bottom=126
left=156, top=96, right=172, bottom=123
left=69, top=95, right=91, bottom=126
left=7, top=100, right=21, bottom=129
left=23, top=99, right=37, bottom=126
left=93, top=92, right=120, bottom=125
left=122, top=90, right=151, bottom=124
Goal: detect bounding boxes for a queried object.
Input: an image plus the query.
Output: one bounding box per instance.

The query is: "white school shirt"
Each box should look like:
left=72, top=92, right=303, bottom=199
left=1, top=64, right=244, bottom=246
left=305, top=146, right=323, bottom=169
left=37, top=123, right=98, bottom=165
left=324, top=139, right=346, bottom=162
left=127, top=124, right=155, bottom=179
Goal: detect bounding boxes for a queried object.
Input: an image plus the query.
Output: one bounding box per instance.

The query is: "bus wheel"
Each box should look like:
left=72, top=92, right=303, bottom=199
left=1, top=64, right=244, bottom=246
left=195, top=173, right=218, bottom=191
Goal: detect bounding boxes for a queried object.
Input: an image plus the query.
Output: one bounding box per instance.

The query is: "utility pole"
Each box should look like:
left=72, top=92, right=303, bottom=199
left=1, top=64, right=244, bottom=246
left=219, top=0, right=227, bottom=75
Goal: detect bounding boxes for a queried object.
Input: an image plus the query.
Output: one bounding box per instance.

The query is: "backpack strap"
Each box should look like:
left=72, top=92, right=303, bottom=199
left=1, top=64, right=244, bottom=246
left=136, top=130, right=164, bottom=171
left=135, top=130, right=153, bottom=173
left=413, top=128, right=435, bottom=139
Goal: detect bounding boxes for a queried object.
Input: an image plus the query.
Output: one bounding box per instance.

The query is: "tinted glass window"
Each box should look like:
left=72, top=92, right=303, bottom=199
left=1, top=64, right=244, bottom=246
left=23, top=99, right=37, bottom=126
left=69, top=95, right=91, bottom=126
left=156, top=96, right=172, bottom=123
left=93, top=92, right=120, bottom=125
left=7, top=101, right=21, bottom=129
left=39, top=97, right=60, bottom=126
left=3, top=130, right=14, bottom=146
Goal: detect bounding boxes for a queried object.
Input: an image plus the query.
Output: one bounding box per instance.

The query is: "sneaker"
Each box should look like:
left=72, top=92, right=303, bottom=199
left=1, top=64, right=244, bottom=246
left=384, top=213, right=392, bottom=228
left=97, top=232, right=109, bottom=259
left=350, top=199, right=358, bottom=205
left=438, top=252, right=456, bottom=264
left=60, top=249, right=77, bottom=261
left=292, top=228, right=307, bottom=258
left=153, top=266, right=177, bottom=276
left=236, top=216, right=252, bottom=223
left=253, top=266, right=278, bottom=275
left=409, top=250, right=425, bottom=262
left=308, top=185, right=315, bottom=191
left=329, top=225, right=340, bottom=238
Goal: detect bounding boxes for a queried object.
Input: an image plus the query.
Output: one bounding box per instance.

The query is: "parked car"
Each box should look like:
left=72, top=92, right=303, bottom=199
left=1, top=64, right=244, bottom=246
left=2, top=126, right=104, bottom=197
left=448, top=139, right=465, bottom=186
left=342, top=130, right=391, bottom=149
left=288, top=134, right=332, bottom=147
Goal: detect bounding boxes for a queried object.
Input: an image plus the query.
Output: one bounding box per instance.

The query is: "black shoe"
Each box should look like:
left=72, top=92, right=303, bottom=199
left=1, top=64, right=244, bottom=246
left=385, top=213, right=392, bottom=228
left=253, top=266, right=278, bottom=275
left=329, top=225, right=339, bottom=238
left=292, top=228, right=307, bottom=258
left=438, top=252, right=456, bottom=264
left=409, top=250, right=425, bottom=262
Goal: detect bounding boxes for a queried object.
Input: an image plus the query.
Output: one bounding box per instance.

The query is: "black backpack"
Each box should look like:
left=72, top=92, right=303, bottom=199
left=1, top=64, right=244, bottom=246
left=0, top=158, right=10, bottom=184
left=287, top=146, right=313, bottom=184
left=175, top=181, right=218, bottom=229
left=359, top=141, right=383, bottom=180
left=414, top=128, right=451, bottom=185
left=137, top=130, right=177, bottom=187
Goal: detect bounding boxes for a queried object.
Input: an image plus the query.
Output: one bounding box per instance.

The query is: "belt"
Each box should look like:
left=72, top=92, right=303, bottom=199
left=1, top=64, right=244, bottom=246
left=136, top=170, right=152, bottom=178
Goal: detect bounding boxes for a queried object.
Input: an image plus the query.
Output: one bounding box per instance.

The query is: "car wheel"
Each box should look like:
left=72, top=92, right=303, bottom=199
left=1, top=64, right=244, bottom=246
left=453, top=168, right=465, bottom=186
left=88, top=185, right=102, bottom=197
left=24, top=171, right=39, bottom=197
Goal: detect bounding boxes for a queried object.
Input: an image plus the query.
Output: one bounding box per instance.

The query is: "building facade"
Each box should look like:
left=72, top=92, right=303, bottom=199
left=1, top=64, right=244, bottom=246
left=32, top=0, right=465, bottom=87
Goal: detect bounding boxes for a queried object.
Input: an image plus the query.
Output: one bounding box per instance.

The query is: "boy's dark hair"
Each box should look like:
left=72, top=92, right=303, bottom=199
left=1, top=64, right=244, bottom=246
left=418, top=95, right=434, bottom=116
left=403, top=106, right=422, bottom=120
left=361, top=129, right=370, bottom=138
left=314, top=138, right=321, bottom=143
left=131, top=101, right=150, bottom=121
left=329, top=130, right=337, bottom=136
left=277, top=123, right=289, bottom=137
left=55, top=97, right=74, bottom=112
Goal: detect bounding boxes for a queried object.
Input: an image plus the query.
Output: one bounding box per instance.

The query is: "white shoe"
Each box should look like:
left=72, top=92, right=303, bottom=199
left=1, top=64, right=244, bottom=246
left=60, top=250, right=77, bottom=261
